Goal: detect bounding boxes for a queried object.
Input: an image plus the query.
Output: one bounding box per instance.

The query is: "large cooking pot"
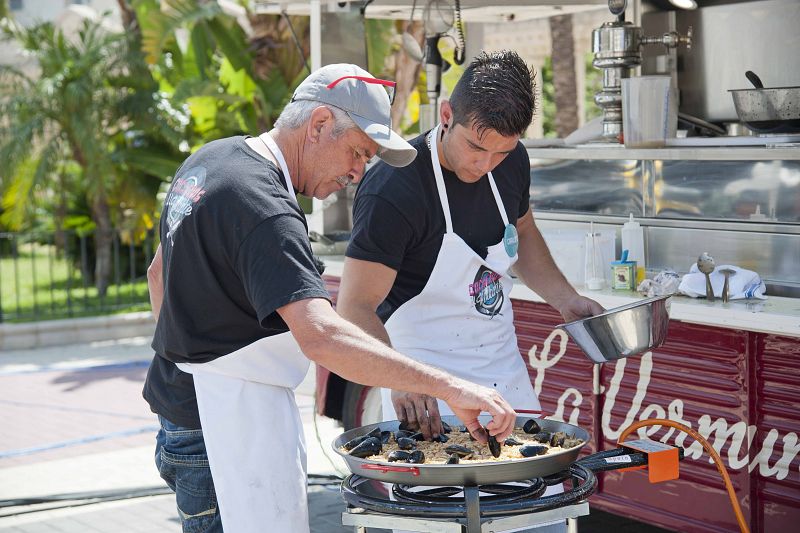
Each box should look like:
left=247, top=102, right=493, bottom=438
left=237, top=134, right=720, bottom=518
left=729, top=72, right=800, bottom=134
left=333, top=415, right=589, bottom=486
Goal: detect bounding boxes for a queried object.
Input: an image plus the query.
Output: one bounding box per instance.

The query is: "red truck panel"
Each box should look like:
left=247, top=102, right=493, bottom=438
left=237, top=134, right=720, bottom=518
left=512, top=299, right=800, bottom=533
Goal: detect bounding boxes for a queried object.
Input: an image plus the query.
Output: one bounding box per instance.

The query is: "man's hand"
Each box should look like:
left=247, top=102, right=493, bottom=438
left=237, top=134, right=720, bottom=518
left=557, top=294, right=604, bottom=323
left=441, top=382, right=516, bottom=445
left=390, top=390, right=443, bottom=440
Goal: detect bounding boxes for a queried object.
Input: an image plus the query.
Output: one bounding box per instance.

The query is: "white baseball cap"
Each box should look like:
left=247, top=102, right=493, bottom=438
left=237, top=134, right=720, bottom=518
left=291, top=64, right=417, bottom=167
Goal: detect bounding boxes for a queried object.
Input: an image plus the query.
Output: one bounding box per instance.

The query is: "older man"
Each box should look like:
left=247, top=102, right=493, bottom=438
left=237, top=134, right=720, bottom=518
left=144, top=64, right=516, bottom=533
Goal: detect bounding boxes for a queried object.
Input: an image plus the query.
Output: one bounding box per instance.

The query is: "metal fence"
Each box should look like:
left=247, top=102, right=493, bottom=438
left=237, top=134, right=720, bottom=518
left=0, top=229, right=158, bottom=323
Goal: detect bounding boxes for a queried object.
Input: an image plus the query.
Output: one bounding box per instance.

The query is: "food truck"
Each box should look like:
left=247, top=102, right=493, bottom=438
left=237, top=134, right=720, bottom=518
left=311, top=1, right=800, bottom=531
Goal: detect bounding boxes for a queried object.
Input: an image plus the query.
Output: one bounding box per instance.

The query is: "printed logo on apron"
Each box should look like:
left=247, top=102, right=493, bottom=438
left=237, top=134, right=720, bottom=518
left=470, top=265, right=505, bottom=317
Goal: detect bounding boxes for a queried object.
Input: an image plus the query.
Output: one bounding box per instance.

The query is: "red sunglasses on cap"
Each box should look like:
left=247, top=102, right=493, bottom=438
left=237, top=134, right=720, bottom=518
left=326, top=75, right=397, bottom=105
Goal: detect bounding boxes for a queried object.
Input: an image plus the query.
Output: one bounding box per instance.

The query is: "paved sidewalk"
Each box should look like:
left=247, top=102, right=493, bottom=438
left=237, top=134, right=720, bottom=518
left=0, top=337, right=357, bottom=533
left=0, top=338, right=671, bottom=533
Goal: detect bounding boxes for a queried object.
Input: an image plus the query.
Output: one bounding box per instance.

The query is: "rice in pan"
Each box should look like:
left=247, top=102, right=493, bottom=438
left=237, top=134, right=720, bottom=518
left=343, top=424, right=584, bottom=465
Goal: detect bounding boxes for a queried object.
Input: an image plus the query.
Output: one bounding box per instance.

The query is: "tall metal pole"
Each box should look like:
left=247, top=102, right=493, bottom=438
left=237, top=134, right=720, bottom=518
left=307, top=0, right=325, bottom=235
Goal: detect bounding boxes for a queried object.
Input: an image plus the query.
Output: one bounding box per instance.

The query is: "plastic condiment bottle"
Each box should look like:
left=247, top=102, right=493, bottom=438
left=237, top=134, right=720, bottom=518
left=621, top=213, right=645, bottom=285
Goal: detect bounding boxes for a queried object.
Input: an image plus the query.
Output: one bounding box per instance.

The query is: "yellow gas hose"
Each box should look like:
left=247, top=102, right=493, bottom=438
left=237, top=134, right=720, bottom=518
left=618, top=419, right=750, bottom=533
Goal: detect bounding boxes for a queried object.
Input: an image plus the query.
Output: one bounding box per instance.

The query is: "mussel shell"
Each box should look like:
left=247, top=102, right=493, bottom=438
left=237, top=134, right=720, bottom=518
left=398, top=421, right=419, bottom=432
left=431, top=433, right=449, bottom=443
left=519, top=444, right=548, bottom=457
left=408, top=450, right=426, bottom=464
left=387, top=450, right=411, bottom=462
left=444, top=444, right=475, bottom=458
left=523, top=419, right=541, bottom=434
left=396, top=437, right=417, bottom=450
left=395, top=430, right=415, bottom=440
left=504, top=437, right=523, bottom=446
left=441, top=421, right=452, bottom=434
left=446, top=453, right=460, bottom=464
left=549, top=432, right=567, bottom=448
left=562, top=438, right=583, bottom=449
left=487, top=435, right=502, bottom=458
left=349, top=437, right=382, bottom=458
left=343, top=434, right=368, bottom=451
left=380, top=431, right=392, bottom=445
left=531, top=431, right=552, bottom=444
left=410, top=432, right=426, bottom=441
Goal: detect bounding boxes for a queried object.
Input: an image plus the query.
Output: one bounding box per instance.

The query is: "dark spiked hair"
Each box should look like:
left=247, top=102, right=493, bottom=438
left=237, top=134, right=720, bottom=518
left=448, top=50, right=536, bottom=138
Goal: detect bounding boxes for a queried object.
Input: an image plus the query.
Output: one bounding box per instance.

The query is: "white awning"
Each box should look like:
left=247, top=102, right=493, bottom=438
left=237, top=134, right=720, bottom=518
left=251, top=0, right=607, bottom=23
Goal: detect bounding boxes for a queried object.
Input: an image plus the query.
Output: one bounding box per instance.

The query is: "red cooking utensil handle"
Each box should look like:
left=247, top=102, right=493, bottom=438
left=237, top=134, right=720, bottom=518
left=361, top=464, right=420, bottom=476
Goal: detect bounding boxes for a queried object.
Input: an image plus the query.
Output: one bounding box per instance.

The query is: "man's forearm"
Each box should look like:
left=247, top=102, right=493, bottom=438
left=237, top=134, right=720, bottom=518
left=336, top=257, right=395, bottom=346
left=292, top=300, right=458, bottom=401
left=337, top=303, right=392, bottom=346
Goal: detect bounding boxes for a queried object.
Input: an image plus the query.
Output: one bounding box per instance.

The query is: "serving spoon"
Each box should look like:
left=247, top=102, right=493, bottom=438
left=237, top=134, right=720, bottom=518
left=697, top=252, right=716, bottom=301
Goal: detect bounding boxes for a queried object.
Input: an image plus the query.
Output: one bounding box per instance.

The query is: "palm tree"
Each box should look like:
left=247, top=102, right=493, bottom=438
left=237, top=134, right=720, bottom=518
left=549, top=14, right=579, bottom=138
left=0, top=17, right=169, bottom=295
left=133, top=0, right=310, bottom=142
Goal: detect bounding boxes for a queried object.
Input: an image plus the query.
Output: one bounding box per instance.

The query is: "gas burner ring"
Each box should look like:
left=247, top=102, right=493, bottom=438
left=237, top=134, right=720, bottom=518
left=341, top=463, right=597, bottom=519
left=393, top=478, right=547, bottom=504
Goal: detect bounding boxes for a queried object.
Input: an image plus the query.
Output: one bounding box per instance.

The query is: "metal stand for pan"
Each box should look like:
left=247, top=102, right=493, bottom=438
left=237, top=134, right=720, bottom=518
left=341, top=463, right=596, bottom=533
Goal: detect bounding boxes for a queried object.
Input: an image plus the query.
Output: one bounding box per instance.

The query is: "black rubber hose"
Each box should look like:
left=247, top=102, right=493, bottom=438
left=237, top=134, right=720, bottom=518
left=577, top=447, right=685, bottom=473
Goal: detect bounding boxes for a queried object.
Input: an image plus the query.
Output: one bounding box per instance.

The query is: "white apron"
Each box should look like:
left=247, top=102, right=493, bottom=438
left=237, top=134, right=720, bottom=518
left=381, top=125, right=564, bottom=533
left=381, top=124, right=538, bottom=420
left=177, top=134, right=310, bottom=533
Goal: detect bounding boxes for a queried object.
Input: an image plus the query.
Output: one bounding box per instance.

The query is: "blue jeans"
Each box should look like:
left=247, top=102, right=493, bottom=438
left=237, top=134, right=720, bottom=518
left=155, top=415, right=223, bottom=533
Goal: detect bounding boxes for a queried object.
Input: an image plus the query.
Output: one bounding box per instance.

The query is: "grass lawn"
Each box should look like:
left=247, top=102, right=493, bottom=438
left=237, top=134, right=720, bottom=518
left=0, top=241, right=150, bottom=323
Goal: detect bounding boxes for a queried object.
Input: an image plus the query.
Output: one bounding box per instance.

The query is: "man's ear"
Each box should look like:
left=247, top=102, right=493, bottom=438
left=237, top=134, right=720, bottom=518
left=308, top=106, right=333, bottom=143
left=439, top=100, right=453, bottom=129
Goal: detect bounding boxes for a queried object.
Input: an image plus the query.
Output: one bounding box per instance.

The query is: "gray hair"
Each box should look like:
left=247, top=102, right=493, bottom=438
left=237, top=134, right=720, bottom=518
left=275, top=99, right=358, bottom=139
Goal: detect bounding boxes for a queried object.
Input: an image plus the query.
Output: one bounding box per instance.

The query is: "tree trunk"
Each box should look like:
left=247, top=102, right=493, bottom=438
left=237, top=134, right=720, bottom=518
left=549, top=15, right=579, bottom=138
left=91, top=195, right=113, bottom=298
left=116, top=0, right=137, bottom=32
left=391, top=21, right=424, bottom=130
left=54, top=172, right=68, bottom=254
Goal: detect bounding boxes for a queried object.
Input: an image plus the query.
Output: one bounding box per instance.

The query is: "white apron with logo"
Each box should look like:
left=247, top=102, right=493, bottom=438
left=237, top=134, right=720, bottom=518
left=381, top=125, right=563, bottom=533
left=177, top=134, right=311, bottom=533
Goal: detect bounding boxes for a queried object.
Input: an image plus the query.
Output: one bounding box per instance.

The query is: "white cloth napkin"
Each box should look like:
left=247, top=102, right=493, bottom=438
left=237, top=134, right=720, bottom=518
left=679, top=264, right=767, bottom=300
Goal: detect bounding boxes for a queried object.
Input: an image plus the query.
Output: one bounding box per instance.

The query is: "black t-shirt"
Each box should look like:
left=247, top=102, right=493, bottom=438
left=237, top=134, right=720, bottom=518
left=143, top=136, right=330, bottom=428
left=346, top=131, right=530, bottom=322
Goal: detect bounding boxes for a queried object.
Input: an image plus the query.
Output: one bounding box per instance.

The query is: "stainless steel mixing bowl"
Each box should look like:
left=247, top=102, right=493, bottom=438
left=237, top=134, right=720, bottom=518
left=557, top=294, right=671, bottom=364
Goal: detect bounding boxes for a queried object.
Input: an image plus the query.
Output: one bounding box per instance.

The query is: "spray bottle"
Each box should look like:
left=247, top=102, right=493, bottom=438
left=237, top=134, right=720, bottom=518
left=621, top=214, right=645, bottom=285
